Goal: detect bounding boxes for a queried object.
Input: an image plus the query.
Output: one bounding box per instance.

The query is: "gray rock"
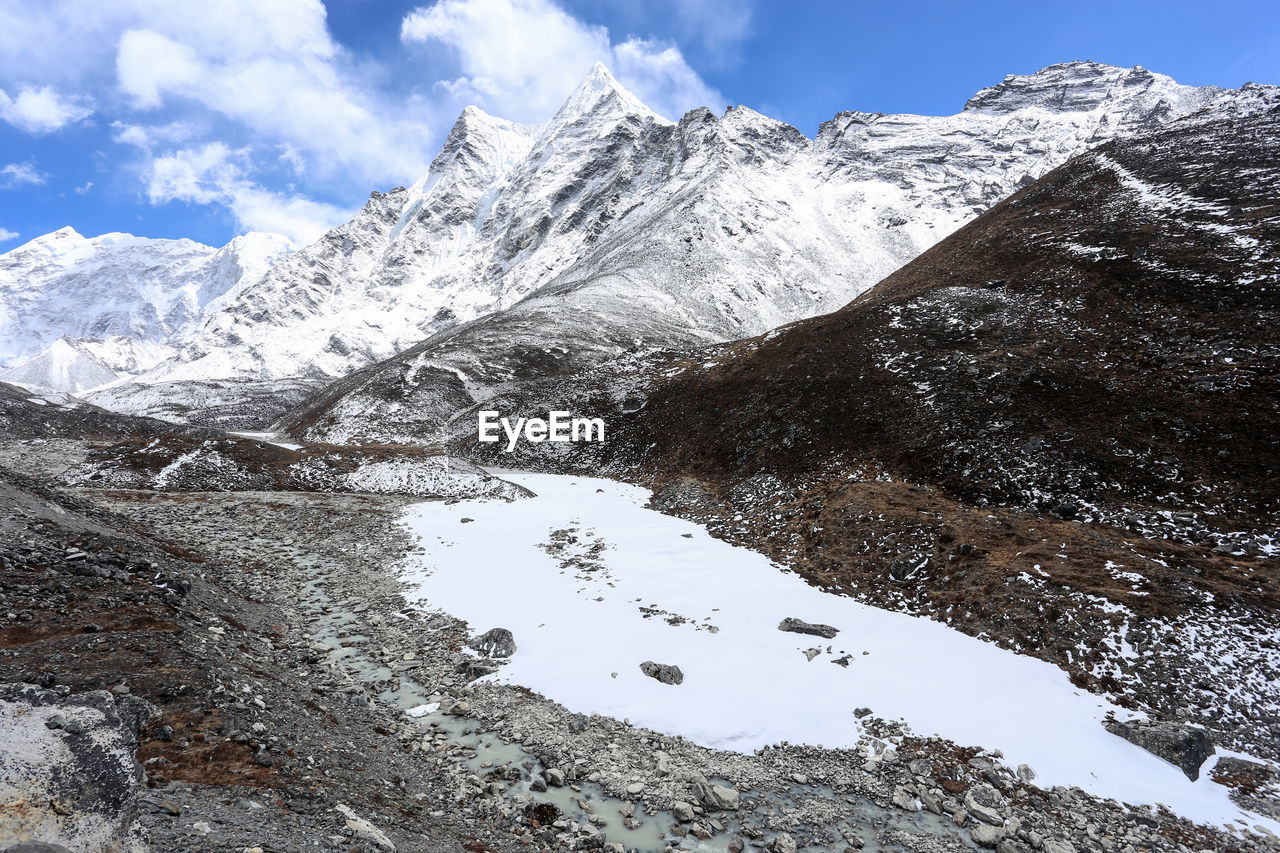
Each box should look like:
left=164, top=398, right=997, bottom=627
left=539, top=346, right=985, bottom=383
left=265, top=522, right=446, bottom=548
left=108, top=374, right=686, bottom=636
left=964, top=784, right=1006, bottom=826
left=469, top=627, right=517, bottom=658
left=891, top=787, right=920, bottom=811
left=640, top=661, right=684, bottom=685
left=771, top=833, right=798, bottom=853
left=545, top=768, right=565, bottom=787
left=1041, top=840, right=1076, bottom=853
left=889, top=554, right=929, bottom=581
left=692, top=781, right=740, bottom=811
left=0, top=684, right=147, bottom=852
left=971, top=824, right=1006, bottom=848
left=673, top=801, right=695, bottom=822
left=3, top=845, right=76, bottom=853
left=1103, top=719, right=1214, bottom=781
left=459, top=659, right=500, bottom=680
left=777, top=617, right=839, bottom=639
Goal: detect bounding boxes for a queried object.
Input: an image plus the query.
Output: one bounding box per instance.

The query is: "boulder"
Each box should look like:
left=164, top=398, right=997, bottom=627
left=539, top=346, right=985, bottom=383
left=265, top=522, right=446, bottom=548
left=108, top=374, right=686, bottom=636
left=469, top=628, right=517, bottom=658
left=971, top=825, right=1005, bottom=848
left=640, top=661, right=684, bottom=685
left=771, top=833, right=797, bottom=853
left=777, top=617, right=839, bottom=639
left=1041, top=840, right=1076, bottom=853
left=1103, top=719, right=1214, bottom=781
left=0, top=684, right=150, bottom=852
left=891, top=787, right=920, bottom=811
left=963, top=784, right=1006, bottom=826
left=692, top=780, right=740, bottom=811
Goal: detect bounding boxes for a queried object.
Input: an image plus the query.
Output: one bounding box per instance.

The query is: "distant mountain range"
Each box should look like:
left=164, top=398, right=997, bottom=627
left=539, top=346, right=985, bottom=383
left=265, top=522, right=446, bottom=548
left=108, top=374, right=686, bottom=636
left=0, top=227, right=293, bottom=392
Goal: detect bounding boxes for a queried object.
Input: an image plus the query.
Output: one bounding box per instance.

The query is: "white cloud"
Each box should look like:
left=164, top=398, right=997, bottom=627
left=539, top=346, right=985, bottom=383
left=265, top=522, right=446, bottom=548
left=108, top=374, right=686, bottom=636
left=74, top=181, right=94, bottom=195
left=401, top=0, right=723, bottom=122
left=110, top=120, right=203, bottom=152
left=147, top=143, right=351, bottom=245
left=112, top=2, right=435, bottom=185
left=0, top=162, right=44, bottom=188
left=665, top=0, right=752, bottom=66
left=0, top=85, right=93, bottom=133
left=0, top=227, right=19, bottom=242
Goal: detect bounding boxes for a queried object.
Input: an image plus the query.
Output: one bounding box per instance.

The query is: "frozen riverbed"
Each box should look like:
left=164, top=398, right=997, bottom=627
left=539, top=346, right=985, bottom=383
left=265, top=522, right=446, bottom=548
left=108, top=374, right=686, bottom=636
left=399, top=469, right=1275, bottom=831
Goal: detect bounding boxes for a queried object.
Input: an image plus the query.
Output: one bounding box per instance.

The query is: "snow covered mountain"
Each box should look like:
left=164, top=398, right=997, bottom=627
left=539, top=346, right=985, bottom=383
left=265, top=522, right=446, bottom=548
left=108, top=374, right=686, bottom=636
left=0, top=228, right=294, bottom=392
left=89, top=61, right=1267, bottom=430
left=278, top=61, right=1270, bottom=442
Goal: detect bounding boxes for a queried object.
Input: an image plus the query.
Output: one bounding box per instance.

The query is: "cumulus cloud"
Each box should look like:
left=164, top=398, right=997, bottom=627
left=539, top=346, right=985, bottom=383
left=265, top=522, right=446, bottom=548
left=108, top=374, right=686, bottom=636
left=1, top=162, right=44, bottom=188
left=146, top=143, right=351, bottom=245
left=112, top=2, right=435, bottom=185
left=0, top=227, right=19, bottom=242
left=0, top=85, right=93, bottom=133
left=401, top=0, right=723, bottom=122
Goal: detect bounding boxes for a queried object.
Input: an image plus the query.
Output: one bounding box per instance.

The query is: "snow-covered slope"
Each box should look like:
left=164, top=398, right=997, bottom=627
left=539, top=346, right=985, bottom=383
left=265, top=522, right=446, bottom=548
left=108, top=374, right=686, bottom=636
left=96, top=61, right=1269, bottom=431
left=0, top=336, right=121, bottom=393
left=0, top=227, right=294, bottom=392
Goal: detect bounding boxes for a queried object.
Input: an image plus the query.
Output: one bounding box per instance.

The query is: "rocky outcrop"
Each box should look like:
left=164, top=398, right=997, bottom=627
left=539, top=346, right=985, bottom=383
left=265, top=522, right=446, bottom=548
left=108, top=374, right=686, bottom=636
left=1104, top=719, right=1215, bottom=781
left=469, top=628, right=517, bottom=658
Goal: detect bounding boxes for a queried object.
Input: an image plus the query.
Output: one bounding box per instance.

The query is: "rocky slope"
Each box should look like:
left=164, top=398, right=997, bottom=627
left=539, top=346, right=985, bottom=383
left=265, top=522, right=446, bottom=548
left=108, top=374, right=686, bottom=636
left=0, top=228, right=294, bottom=393
left=104, top=61, right=1261, bottom=431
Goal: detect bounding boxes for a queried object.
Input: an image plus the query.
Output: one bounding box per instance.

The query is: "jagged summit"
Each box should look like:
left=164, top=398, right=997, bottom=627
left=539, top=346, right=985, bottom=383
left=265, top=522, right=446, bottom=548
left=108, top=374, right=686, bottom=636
left=543, top=62, right=666, bottom=132
left=963, top=60, right=1216, bottom=116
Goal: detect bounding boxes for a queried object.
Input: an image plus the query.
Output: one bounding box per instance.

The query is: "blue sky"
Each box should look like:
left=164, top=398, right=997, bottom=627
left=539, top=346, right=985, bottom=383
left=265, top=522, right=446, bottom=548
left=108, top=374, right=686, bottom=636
left=1, top=0, right=1276, bottom=249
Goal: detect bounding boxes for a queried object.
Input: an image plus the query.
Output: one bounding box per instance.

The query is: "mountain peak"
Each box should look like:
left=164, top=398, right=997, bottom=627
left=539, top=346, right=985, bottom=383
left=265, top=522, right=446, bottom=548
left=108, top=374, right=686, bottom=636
left=547, top=62, right=664, bottom=128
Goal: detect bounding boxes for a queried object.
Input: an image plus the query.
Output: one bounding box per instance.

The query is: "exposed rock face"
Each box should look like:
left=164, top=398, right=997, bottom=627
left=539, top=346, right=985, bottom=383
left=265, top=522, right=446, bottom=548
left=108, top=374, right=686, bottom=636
left=777, top=617, right=840, bottom=639
left=0, top=683, right=152, bottom=852
left=639, top=661, right=684, bottom=685
left=1104, top=719, right=1215, bottom=781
